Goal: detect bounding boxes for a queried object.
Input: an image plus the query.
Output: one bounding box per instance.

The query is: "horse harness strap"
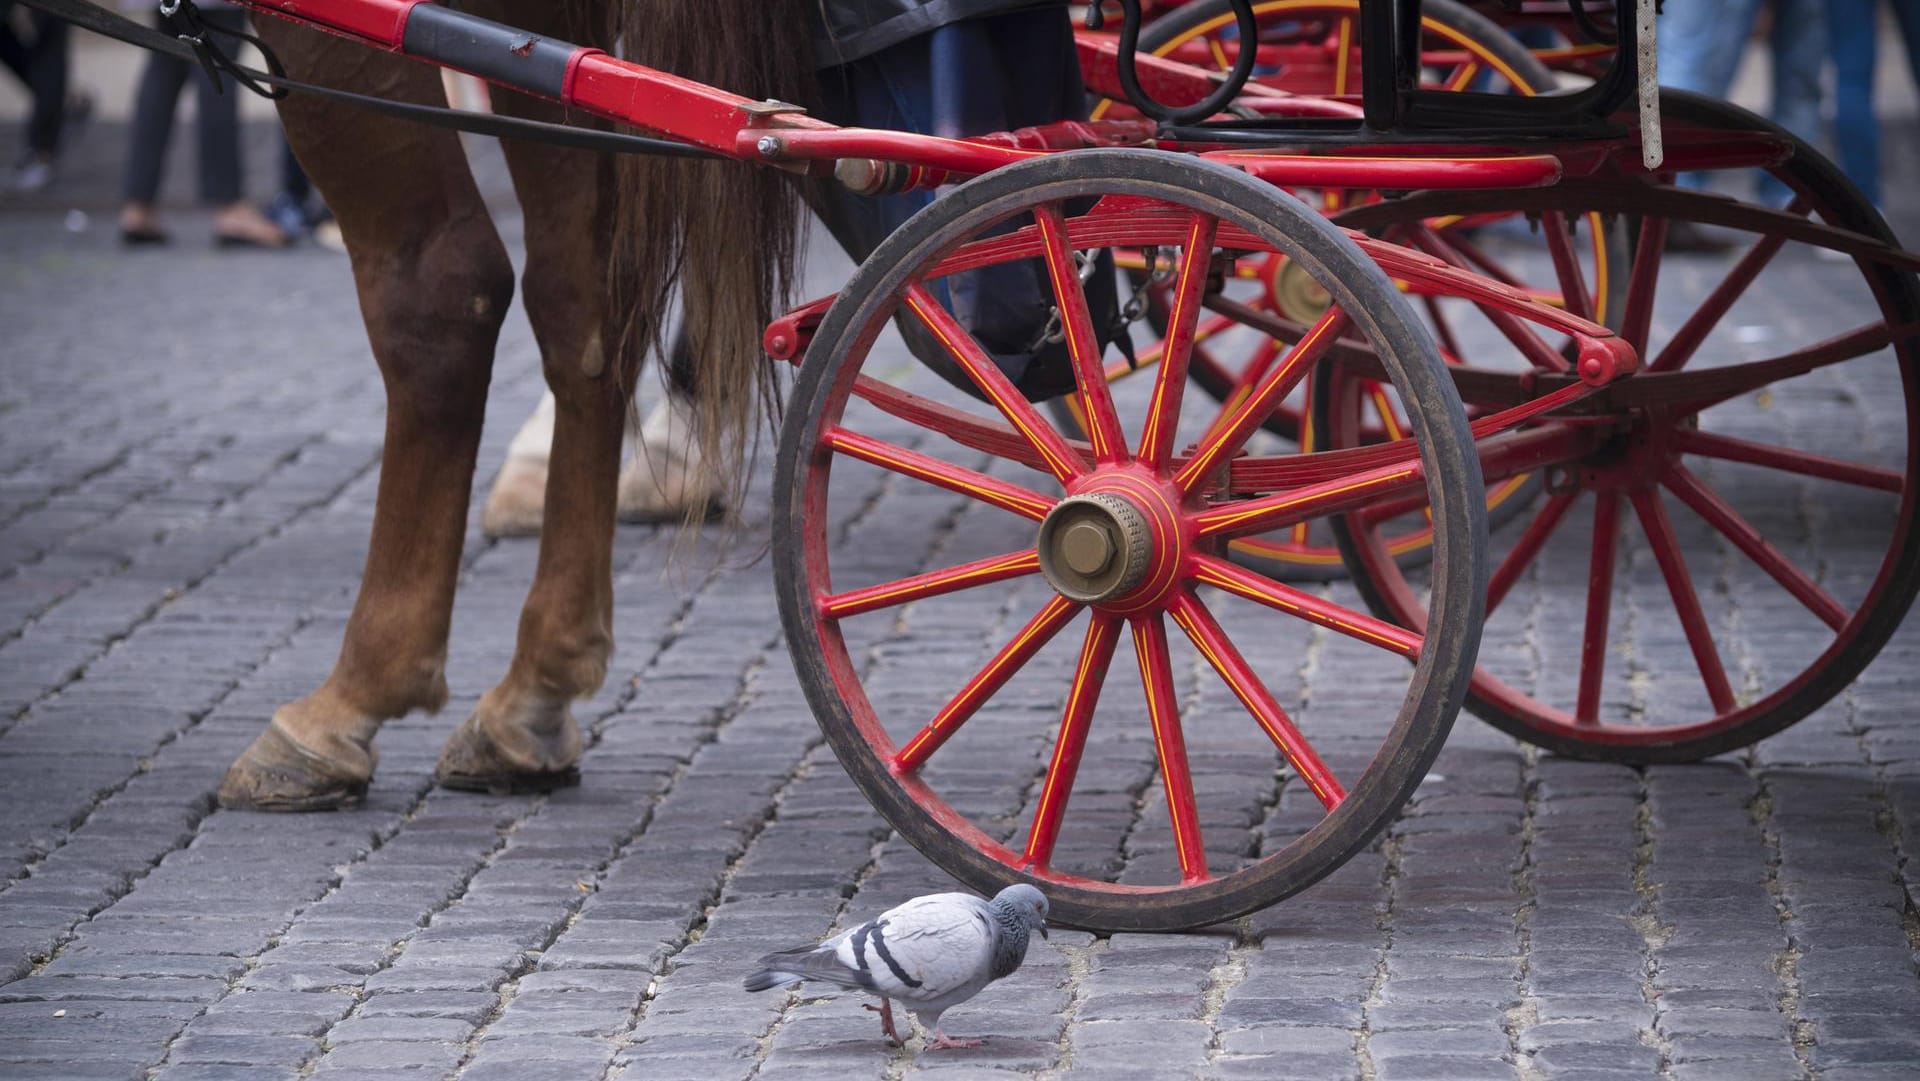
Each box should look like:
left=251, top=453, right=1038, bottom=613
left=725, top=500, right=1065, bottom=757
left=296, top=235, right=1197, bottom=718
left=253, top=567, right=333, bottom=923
left=16, top=0, right=723, bottom=160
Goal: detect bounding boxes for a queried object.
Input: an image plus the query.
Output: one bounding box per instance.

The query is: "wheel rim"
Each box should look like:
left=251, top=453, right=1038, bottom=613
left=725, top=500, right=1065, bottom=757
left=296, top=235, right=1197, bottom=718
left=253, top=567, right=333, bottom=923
left=774, top=151, right=1485, bottom=928
left=1320, top=95, right=1920, bottom=757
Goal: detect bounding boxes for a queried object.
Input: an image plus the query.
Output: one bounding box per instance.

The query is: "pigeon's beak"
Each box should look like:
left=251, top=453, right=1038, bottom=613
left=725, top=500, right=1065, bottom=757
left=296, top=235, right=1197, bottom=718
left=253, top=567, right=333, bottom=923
left=1039, top=922, right=1049, bottom=940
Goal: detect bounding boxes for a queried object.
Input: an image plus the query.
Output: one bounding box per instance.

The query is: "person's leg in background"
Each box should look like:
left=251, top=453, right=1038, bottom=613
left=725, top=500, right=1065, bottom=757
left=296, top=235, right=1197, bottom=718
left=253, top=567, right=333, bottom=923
left=119, top=15, right=191, bottom=243
left=1765, top=0, right=1828, bottom=206
left=194, top=7, right=288, bottom=246
left=8, top=8, right=69, bottom=190
left=1826, top=0, right=1882, bottom=205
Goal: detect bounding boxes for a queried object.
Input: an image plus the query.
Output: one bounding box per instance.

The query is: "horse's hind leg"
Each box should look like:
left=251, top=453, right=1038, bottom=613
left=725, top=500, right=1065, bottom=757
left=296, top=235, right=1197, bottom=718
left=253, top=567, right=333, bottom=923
left=432, top=3, right=626, bottom=791
left=218, top=26, right=513, bottom=810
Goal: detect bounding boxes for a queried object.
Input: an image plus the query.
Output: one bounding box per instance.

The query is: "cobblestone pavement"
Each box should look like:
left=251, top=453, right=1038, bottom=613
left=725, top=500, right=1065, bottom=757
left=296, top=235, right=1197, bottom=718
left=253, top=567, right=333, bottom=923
left=4, top=105, right=1920, bottom=1081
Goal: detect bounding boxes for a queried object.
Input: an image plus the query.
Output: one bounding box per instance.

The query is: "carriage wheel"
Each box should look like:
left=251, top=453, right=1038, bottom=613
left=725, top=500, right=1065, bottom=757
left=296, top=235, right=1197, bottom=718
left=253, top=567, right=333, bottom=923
left=1062, top=0, right=1601, bottom=581
left=774, top=149, right=1487, bottom=930
left=1317, top=91, right=1920, bottom=763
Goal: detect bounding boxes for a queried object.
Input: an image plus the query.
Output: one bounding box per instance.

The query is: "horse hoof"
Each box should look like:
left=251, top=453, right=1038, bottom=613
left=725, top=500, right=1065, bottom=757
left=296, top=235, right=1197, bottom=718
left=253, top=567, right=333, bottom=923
left=434, top=715, right=581, bottom=795
left=218, top=722, right=371, bottom=812
left=481, top=457, right=547, bottom=538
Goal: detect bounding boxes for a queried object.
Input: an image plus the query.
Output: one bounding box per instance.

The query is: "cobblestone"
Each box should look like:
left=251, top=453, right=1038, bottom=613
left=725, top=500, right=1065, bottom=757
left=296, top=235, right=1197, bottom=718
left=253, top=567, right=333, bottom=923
left=6, top=81, right=1920, bottom=1081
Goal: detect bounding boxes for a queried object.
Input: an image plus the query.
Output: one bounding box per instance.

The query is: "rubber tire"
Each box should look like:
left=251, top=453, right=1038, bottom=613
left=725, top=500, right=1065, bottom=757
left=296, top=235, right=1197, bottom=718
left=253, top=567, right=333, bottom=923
left=774, top=148, right=1488, bottom=931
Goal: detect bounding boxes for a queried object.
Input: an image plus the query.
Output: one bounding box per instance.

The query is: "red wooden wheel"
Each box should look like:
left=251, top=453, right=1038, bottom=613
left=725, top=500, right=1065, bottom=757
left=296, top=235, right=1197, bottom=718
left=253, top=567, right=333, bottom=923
left=1317, top=91, right=1920, bottom=762
left=773, top=149, right=1487, bottom=930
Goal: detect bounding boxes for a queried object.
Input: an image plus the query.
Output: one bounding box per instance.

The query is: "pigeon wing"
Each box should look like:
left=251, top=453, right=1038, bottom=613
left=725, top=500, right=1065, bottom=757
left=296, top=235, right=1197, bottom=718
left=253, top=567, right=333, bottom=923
left=843, top=893, right=996, bottom=1006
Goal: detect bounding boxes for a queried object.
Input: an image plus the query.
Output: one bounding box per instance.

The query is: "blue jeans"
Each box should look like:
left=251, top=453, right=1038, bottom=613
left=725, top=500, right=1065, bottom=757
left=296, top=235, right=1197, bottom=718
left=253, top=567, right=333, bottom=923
left=812, top=7, right=1107, bottom=398
left=1825, top=0, right=1920, bottom=205
left=1658, top=0, right=1826, bottom=204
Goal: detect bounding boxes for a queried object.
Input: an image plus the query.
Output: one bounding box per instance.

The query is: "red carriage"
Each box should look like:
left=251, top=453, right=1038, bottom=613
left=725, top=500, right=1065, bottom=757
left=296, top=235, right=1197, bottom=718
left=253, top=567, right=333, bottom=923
left=41, top=0, right=1919, bottom=931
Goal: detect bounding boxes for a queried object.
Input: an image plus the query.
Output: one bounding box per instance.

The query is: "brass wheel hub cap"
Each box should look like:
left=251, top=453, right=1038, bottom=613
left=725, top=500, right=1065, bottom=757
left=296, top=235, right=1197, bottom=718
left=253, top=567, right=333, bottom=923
left=1037, top=492, right=1153, bottom=603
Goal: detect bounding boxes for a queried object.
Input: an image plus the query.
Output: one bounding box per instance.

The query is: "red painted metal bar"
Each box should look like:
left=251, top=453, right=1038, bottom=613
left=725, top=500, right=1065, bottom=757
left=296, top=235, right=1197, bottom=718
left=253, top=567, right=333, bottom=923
left=1661, top=464, right=1851, bottom=631
left=1191, top=554, right=1422, bottom=661
left=1140, top=215, right=1219, bottom=471
left=1020, top=614, right=1123, bottom=873
left=1630, top=489, right=1737, bottom=714
left=250, top=0, right=416, bottom=48
left=1673, top=428, right=1905, bottom=493
left=819, top=549, right=1042, bottom=621
left=903, top=285, right=1088, bottom=484
left=1486, top=491, right=1579, bottom=617
left=1175, top=308, right=1350, bottom=493
left=822, top=428, right=1056, bottom=521
left=1203, top=152, right=1564, bottom=191
left=892, top=596, right=1081, bottom=774
left=1575, top=491, right=1621, bottom=726
left=1036, top=204, right=1128, bottom=463
left=1165, top=591, right=1346, bottom=811
left=1129, top=612, right=1210, bottom=883
left=1648, top=202, right=1804, bottom=373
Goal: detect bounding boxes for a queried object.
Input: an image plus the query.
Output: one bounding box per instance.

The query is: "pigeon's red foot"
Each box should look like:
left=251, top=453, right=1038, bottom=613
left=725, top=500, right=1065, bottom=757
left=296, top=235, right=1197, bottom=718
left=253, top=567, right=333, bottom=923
left=864, top=1000, right=903, bottom=1046
left=927, top=1032, right=984, bottom=1050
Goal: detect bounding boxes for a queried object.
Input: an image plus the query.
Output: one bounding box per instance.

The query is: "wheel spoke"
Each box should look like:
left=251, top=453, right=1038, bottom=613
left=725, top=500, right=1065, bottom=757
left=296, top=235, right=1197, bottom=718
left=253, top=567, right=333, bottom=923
left=1674, top=428, right=1904, bottom=493
left=1443, top=60, right=1481, bottom=92
left=1129, top=611, right=1209, bottom=882
left=1403, top=224, right=1570, bottom=373
left=1575, top=491, right=1621, bottom=725
left=1035, top=204, right=1128, bottom=463
left=1487, top=491, right=1579, bottom=617
left=893, top=595, right=1081, bottom=772
left=1620, top=215, right=1669, bottom=358
left=1542, top=211, right=1595, bottom=323
left=1167, top=590, right=1346, bottom=810
left=903, top=284, right=1087, bottom=483
left=821, top=548, right=1042, bottom=620
left=1649, top=198, right=1806, bottom=372
left=1629, top=489, right=1737, bottom=713
left=1175, top=307, right=1350, bottom=492
left=1662, top=464, right=1849, bottom=631
left=1141, top=214, right=1220, bottom=469
left=1420, top=293, right=1465, bottom=360
left=1192, top=554, right=1422, bottom=660
left=1020, top=614, right=1122, bottom=873
left=823, top=427, right=1057, bottom=521
left=1333, top=16, right=1354, bottom=95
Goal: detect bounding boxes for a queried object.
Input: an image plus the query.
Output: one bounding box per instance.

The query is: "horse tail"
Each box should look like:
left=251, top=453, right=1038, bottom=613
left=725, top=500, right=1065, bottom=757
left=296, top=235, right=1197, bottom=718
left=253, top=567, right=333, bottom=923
left=610, top=0, right=815, bottom=521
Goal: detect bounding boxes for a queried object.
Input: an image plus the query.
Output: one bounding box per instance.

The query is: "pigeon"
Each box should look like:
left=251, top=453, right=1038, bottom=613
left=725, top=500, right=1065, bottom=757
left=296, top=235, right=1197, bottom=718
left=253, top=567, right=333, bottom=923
left=743, top=883, right=1050, bottom=1049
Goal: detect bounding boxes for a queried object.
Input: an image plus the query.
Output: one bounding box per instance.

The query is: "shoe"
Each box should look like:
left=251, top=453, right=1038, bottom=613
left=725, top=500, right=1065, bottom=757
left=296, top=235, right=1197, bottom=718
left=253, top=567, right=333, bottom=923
left=119, top=224, right=171, bottom=246
left=212, top=203, right=292, bottom=249
left=264, top=193, right=310, bottom=240
left=10, top=156, right=52, bottom=193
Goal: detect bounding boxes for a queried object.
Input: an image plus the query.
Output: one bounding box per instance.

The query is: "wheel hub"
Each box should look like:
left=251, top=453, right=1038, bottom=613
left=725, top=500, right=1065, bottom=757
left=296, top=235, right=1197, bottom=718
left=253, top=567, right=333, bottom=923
left=1266, top=256, right=1334, bottom=324
left=1038, top=492, right=1154, bottom=603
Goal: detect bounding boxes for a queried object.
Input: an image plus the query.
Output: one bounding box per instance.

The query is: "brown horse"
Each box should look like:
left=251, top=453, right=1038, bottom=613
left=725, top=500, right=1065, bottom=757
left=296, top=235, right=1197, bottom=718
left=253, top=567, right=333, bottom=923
left=216, top=0, right=814, bottom=809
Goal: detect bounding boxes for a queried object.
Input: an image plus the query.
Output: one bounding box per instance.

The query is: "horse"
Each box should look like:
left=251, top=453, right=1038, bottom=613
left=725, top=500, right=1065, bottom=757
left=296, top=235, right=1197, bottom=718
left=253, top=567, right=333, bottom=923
left=215, top=0, right=815, bottom=809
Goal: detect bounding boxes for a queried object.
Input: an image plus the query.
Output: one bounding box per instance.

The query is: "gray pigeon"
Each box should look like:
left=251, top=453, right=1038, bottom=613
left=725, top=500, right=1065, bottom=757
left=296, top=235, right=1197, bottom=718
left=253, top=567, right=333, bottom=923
left=743, top=883, right=1050, bottom=1048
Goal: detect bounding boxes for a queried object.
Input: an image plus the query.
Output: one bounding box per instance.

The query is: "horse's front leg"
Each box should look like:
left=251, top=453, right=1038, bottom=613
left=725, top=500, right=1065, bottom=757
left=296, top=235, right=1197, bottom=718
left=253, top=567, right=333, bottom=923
left=218, top=25, right=512, bottom=810
left=432, top=47, right=626, bottom=792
